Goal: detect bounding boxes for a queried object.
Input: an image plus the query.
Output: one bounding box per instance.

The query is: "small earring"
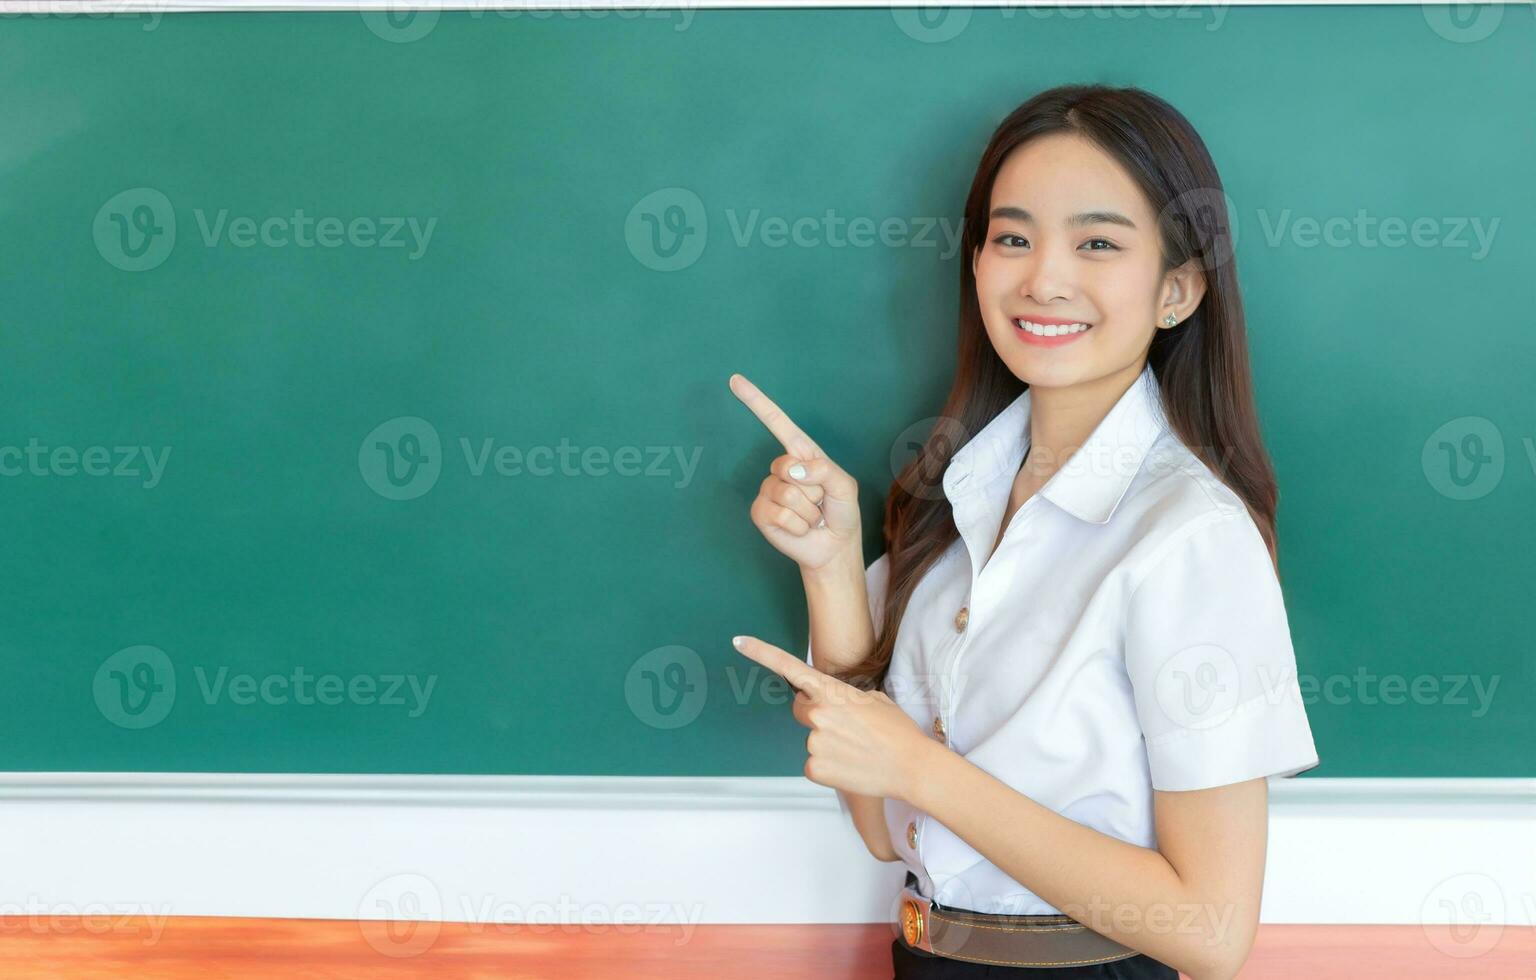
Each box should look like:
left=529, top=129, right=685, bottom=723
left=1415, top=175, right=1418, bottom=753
left=1162, top=313, right=1178, bottom=327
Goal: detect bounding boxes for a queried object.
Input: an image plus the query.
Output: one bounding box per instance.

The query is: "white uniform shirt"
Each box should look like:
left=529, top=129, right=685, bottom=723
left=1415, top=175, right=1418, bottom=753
left=806, top=363, right=1319, bottom=915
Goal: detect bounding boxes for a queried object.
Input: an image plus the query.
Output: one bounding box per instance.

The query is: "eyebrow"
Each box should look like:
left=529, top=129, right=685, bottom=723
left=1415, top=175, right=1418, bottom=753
left=989, top=206, right=1138, bottom=230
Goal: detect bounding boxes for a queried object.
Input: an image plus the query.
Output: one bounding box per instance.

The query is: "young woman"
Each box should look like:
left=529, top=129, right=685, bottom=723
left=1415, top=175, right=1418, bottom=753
left=729, top=84, right=1319, bottom=979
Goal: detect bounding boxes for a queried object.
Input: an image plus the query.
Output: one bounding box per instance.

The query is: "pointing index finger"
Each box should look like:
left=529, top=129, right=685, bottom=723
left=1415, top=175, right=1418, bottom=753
left=728, top=374, right=823, bottom=459
left=732, top=635, right=831, bottom=701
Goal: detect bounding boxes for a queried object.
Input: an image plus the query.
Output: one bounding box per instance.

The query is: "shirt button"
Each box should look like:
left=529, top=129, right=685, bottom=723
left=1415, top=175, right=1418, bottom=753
left=954, top=606, right=969, bottom=632
left=932, top=716, right=946, bottom=740
left=906, top=821, right=918, bottom=849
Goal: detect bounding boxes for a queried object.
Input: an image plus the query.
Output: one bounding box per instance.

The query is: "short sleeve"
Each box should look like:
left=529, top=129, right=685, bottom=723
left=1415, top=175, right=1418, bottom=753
left=804, top=552, right=890, bottom=670
left=1124, top=512, right=1320, bottom=792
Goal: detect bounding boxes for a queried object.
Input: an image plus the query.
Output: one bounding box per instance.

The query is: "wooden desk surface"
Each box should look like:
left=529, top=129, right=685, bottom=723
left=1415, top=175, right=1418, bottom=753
left=1, top=918, right=1532, bottom=978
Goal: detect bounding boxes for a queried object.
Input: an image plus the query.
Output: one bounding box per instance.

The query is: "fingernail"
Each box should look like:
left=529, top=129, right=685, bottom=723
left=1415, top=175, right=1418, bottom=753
left=788, top=464, right=806, bottom=480
left=732, top=636, right=744, bottom=649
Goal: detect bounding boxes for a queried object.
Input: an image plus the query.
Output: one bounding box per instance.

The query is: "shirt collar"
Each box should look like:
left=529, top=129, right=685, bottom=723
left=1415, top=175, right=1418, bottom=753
left=942, top=364, right=1170, bottom=526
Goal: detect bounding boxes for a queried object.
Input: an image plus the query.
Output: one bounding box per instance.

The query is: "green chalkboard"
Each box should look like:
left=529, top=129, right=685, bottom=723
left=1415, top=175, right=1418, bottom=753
left=1, top=6, right=1531, bottom=775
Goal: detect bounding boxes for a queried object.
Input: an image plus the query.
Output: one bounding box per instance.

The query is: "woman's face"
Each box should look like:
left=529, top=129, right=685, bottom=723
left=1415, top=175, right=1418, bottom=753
left=972, top=133, right=1200, bottom=390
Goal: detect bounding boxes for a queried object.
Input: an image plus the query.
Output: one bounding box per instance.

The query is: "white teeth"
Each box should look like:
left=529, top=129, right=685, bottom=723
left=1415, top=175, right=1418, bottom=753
left=1015, top=319, right=1090, bottom=337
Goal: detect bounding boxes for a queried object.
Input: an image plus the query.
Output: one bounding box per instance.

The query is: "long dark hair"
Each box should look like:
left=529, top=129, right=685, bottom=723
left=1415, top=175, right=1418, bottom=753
left=843, top=84, right=1279, bottom=691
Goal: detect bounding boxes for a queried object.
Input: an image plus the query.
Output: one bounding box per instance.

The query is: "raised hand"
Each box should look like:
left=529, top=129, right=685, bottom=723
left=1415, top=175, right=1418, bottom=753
left=729, top=373, right=862, bottom=571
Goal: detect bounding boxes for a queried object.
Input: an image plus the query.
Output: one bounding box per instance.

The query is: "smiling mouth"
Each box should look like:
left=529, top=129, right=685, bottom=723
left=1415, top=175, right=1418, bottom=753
left=1013, top=318, right=1093, bottom=337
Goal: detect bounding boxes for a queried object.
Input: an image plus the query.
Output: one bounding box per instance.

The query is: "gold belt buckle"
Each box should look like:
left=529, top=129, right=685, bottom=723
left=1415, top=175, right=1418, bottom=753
left=898, top=885, right=934, bottom=954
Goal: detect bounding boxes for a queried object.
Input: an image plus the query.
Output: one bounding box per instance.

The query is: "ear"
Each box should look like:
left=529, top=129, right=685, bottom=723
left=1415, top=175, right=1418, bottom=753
left=1158, top=260, right=1208, bottom=328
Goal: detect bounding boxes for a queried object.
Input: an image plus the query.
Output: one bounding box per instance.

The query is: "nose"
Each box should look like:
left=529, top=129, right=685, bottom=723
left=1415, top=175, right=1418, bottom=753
left=1015, top=243, right=1075, bottom=306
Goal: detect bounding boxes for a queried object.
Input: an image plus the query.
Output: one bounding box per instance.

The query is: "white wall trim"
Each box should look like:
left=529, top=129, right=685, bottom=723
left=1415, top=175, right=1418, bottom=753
left=2, top=774, right=1532, bottom=927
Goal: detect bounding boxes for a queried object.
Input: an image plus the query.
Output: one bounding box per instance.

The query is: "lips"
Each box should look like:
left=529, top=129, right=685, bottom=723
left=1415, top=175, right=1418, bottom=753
left=1013, top=316, right=1090, bottom=326
left=1012, top=318, right=1093, bottom=347
left=1013, top=318, right=1093, bottom=336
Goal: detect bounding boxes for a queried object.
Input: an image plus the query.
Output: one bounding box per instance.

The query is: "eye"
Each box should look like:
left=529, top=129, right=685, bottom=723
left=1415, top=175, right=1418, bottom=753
left=991, top=234, right=1119, bottom=251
